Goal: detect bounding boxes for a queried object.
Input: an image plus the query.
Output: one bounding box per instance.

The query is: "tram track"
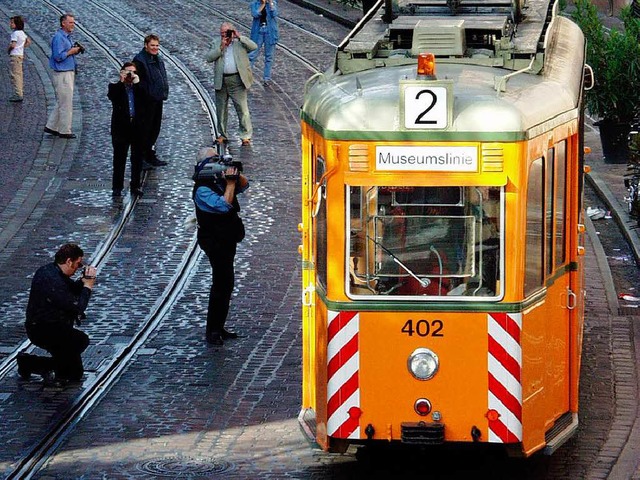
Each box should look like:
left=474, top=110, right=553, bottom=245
left=0, top=0, right=336, bottom=476
left=1, top=0, right=639, bottom=476
left=1, top=0, right=220, bottom=475
left=0, top=0, right=146, bottom=383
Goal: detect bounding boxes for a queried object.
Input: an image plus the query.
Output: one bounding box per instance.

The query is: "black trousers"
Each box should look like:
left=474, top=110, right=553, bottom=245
left=25, top=323, right=90, bottom=381
left=201, top=240, right=237, bottom=335
left=112, top=131, right=144, bottom=191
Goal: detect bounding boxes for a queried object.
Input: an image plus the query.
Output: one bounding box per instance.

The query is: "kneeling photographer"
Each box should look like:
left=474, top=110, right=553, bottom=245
left=17, top=243, right=97, bottom=387
left=192, top=147, right=249, bottom=345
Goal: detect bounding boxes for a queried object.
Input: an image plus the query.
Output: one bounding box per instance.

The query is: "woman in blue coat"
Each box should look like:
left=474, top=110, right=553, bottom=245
left=249, top=0, right=279, bottom=84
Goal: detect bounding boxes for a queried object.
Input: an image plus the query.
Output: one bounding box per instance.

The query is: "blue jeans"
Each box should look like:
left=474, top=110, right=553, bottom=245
left=250, top=26, right=276, bottom=81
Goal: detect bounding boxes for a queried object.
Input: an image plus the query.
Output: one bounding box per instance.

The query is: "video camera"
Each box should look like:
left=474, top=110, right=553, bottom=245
left=192, top=154, right=243, bottom=181
left=73, top=41, right=86, bottom=54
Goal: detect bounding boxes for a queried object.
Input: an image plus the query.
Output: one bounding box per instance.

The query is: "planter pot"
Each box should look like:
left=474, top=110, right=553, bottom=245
left=597, top=120, right=631, bottom=164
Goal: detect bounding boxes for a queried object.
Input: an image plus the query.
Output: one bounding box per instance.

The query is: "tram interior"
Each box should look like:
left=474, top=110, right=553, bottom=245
left=349, top=185, right=501, bottom=298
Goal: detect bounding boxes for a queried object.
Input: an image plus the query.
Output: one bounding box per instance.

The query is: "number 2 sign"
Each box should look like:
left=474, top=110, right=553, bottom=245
left=401, top=82, right=452, bottom=130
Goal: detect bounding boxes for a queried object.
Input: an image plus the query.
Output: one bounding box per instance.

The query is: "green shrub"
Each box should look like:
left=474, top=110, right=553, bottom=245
left=572, top=1, right=640, bottom=123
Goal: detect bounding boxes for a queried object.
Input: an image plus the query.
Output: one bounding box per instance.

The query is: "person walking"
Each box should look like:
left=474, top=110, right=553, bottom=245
left=7, top=15, right=31, bottom=102
left=44, top=13, right=82, bottom=139
left=133, top=34, right=169, bottom=168
left=17, top=243, right=97, bottom=386
left=192, top=147, right=248, bottom=345
left=108, top=62, right=148, bottom=197
left=249, top=0, right=279, bottom=85
left=205, top=22, right=257, bottom=146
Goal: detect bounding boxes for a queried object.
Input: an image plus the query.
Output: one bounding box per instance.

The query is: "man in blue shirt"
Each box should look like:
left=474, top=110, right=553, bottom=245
left=44, top=13, right=82, bottom=139
left=192, top=147, right=249, bottom=345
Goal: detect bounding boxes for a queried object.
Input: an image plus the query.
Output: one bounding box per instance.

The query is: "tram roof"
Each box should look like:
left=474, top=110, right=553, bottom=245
left=336, top=0, right=557, bottom=76
left=302, top=16, right=584, bottom=141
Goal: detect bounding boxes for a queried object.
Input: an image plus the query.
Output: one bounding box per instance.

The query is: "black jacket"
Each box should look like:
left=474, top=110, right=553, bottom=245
left=193, top=182, right=245, bottom=246
left=133, top=49, right=169, bottom=102
left=25, top=263, right=92, bottom=328
left=107, top=82, right=149, bottom=141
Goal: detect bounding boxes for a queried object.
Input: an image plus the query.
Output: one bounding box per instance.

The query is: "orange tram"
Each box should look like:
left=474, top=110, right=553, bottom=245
left=298, top=0, right=588, bottom=457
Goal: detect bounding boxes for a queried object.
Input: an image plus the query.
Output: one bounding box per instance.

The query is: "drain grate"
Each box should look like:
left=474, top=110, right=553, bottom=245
left=136, top=457, right=234, bottom=477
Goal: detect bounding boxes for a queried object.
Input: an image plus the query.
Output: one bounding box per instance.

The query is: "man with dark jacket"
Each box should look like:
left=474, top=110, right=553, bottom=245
left=108, top=62, right=148, bottom=197
left=192, top=147, right=248, bottom=345
left=133, top=34, right=169, bottom=167
left=17, top=244, right=97, bottom=385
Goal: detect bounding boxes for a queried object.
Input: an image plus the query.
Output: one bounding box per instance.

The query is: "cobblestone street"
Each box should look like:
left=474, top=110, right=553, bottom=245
left=0, top=0, right=639, bottom=478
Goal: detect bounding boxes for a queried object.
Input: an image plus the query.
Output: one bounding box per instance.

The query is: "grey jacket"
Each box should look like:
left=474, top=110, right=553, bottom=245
left=205, top=35, right=257, bottom=90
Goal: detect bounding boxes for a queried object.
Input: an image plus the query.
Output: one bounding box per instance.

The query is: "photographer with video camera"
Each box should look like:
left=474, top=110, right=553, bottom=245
left=44, top=13, right=83, bottom=139
left=192, top=147, right=249, bottom=346
left=17, top=243, right=97, bottom=387
left=108, top=61, right=148, bottom=197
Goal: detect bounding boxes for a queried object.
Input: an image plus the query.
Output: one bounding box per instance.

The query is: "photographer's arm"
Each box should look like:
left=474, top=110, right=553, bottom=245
left=222, top=167, right=239, bottom=205
left=238, top=35, right=258, bottom=52
left=81, top=269, right=96, bottom=290
left=268, top=0, right=278, bottom=17
left=205, top=39, right=223, bottom=62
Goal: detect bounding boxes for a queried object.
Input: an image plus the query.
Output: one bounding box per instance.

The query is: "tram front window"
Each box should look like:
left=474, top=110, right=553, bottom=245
left=348, top=185, right=502, bottom=299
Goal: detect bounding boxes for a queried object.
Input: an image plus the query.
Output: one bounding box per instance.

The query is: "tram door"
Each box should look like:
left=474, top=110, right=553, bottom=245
left=302, top=141, right=331, bottom=414
left=524, top=139, right=573, bottom=419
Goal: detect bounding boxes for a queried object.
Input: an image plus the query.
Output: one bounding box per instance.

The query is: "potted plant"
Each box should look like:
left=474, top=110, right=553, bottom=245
left=572, top=0, right=640, bottom=162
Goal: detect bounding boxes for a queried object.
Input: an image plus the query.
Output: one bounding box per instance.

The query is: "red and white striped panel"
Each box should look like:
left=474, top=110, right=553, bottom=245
left=487, top=312, right=523, bottom=443
left=327, top=310, right=361, bottom=439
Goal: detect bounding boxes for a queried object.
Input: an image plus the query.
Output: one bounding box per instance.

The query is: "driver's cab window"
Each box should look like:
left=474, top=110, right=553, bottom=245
left=348, top=185, right=502, bottom=299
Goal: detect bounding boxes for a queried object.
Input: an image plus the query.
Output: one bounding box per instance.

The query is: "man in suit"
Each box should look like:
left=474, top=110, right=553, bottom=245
left=205, top=22, right=257, bottom=146
left=107, top=62, right=147, bottom=197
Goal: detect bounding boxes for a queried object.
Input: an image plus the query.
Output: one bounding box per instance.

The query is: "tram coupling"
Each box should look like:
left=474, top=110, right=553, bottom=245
left=400, top=421, right=445, bottom=445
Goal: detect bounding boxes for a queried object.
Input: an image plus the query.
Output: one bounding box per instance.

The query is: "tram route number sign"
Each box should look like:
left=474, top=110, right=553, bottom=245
left=400, top=81, right=453, bottom=130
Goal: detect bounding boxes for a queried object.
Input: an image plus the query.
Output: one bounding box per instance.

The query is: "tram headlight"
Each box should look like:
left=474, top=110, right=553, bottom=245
left=408, top=348, right=439, bottom=380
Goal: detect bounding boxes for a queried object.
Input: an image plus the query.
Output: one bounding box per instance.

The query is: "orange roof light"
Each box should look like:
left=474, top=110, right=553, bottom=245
left=417, top=53, right=436, bottom=79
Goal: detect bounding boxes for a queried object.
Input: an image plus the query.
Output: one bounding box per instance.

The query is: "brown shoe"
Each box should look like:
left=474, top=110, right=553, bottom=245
left=216, top=135, right=228, bottom=144
left=241, top=138, right=251, bottom=146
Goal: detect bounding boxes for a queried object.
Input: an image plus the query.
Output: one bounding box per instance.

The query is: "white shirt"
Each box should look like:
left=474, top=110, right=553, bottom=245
left=222, top=41, right=238, bottom=74
left=10, top=30, right=27, bottom=56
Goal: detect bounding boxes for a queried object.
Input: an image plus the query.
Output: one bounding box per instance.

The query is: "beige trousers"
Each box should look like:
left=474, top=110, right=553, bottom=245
left=9, top=55, right=24, bottom=98
left=46, top=70, right=75, bottom=135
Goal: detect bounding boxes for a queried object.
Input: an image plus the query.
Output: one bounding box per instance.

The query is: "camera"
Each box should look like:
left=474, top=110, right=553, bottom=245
left=193, top=154, right=243, bottom=181
left=82, top=267, right=95, bottom=279
left=73, top=41, right=86, bottom=54
left=225, top=30, right=234, bottom=39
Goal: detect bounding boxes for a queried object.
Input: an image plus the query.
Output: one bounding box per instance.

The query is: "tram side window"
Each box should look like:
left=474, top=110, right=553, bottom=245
left=554, top=141, right=567, bottom=268
left=315, top=155, right=327, bottom=290
left=545, top=148, right=555, bottom=276
left=347, top=185, right=502, bottom=299
left=524, top=158, right=544, bottom=295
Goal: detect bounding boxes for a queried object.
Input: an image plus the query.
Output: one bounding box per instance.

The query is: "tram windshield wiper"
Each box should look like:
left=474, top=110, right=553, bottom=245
left=367, top=235, right=430, bottom=288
